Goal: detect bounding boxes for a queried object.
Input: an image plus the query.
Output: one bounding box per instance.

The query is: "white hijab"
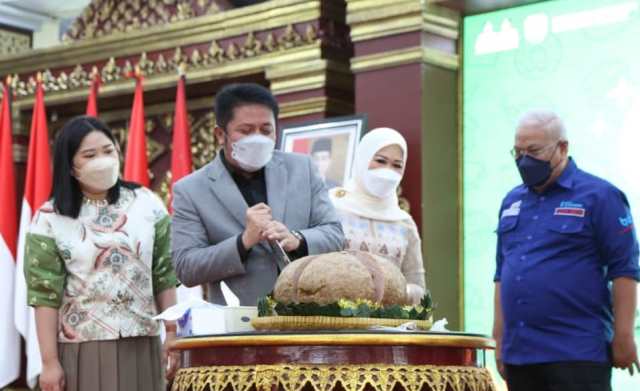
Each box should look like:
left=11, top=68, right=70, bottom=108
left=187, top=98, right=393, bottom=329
left=330, top=127, right=412, bottom=221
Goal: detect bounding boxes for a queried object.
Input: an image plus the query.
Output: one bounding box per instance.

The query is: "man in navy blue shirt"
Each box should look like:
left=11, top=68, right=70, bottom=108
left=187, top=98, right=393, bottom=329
left=493, top=110, right=640, bottom=391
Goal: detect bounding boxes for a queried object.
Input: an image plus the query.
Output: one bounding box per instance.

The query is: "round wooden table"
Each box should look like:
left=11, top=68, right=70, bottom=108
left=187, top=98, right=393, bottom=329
left=170, top=331, right=496, bottom=391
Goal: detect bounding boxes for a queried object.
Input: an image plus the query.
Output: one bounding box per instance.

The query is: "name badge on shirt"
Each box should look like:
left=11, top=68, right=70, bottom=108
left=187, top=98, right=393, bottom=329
left=554, top=207, right=585, bottom=217
left=501, top=200, right=521, bottom=218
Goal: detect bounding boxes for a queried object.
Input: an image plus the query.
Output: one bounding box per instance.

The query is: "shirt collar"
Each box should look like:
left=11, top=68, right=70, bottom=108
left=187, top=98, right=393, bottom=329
left=554, top=157, right=577, bottom=190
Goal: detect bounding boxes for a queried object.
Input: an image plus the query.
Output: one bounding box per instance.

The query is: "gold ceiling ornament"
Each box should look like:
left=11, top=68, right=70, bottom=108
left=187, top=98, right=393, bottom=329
left=12, top=24, right=320, bottom=98
left=278, top=24, right=303, bottom=49
left=190, top=49, right=204, bottom=67
left=9, top=73, right=19, bottom=90
left=136, top=52, right=155, bottom=76
left=304, top=24, right=318, bottom=44
left=155, top=54, right=169, bottom=73
left=42, top=69, right=58, bottom=91
left=242, top=32, right=262, bottom=58
left=69, top=65, right=89, bottom=88
left=264, top=32, right=277, bottom=52
left=226, top=42, right=240, bottom=61
left=27, top=76, right=37, bottom=95
left=56, top=72, right=70, bottom=91
left=63, top=0, right=221, bottom=42
left=175, top=1, right=195, bottom=22
left=101, top=57, right=122, bottom=83
left=170, top=47, right=187, bottom=70
left=122, top=60, right=134, bottom=77
left=205, top=40, right=225, bottom=64
left=171, top=364, right=497, bottom=391
left=10, top=74, right=28, bottom=96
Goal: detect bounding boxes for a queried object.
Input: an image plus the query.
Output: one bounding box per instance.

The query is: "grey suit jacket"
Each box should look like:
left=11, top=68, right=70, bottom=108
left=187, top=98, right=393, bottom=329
left=171, top=151, right=345, bottom=305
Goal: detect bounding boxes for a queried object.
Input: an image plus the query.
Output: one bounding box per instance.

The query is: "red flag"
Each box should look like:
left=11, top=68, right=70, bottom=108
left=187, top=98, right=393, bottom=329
left=22, top=81, right=52, bottom=214
left=0, top=81, right=20, bottom=387
left=169, top=75, right=193, bottom=212
left=15, top=79, right=51, bottom=387
left=0, top=83, right=17, bottom=257
left=86, top=71, right=100, bottom=116
left=170, top=74, right=203, bottom=302
left=124, top=75, right=150, bottom=187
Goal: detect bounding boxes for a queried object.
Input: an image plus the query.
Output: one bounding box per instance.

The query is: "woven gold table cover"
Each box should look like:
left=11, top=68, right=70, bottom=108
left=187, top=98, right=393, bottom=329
left=171, top=364, right=497, bottom=391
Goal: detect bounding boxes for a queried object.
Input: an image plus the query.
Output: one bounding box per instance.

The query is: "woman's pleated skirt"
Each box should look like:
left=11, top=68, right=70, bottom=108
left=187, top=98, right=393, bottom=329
left=59, top=336, right=165, bottom=391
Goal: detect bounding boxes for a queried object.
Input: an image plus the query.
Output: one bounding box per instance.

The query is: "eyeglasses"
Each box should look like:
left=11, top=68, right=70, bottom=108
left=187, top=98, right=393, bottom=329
left=510, top=143, right=557, bottom=159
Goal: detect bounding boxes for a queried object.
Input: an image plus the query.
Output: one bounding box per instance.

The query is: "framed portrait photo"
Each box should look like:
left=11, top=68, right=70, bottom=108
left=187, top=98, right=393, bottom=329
left=279, top=115, right=367, bottom=189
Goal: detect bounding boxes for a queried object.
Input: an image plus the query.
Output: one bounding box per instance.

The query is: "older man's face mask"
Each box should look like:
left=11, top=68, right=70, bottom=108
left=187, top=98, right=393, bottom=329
left=515, top=143, right=560, bottom=187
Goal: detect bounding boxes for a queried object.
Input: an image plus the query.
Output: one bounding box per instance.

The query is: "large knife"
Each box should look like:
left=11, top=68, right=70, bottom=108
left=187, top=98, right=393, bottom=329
left=270, top=240, right=292, bottom=271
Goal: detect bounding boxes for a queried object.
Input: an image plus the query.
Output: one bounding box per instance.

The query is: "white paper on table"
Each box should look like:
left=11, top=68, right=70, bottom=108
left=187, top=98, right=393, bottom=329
left=430, top=318, right=449, bottom=332
left=220, top=280, right=240, bottom=307
left=153, top=297, right=213, bottom=321
left=368, top=321, right=418, bottom=332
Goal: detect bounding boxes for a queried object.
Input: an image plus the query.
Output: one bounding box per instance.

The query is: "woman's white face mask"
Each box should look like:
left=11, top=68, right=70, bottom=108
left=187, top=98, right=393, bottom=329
left=75, top=156, right=120, bottom=192
left=362, top=168, right=402, bottom=199
left=231, top=134, right=275, bottom=172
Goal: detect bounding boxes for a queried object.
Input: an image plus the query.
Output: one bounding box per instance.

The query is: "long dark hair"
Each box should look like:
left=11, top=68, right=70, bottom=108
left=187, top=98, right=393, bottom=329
left=51, top=115, right=140, bottom=218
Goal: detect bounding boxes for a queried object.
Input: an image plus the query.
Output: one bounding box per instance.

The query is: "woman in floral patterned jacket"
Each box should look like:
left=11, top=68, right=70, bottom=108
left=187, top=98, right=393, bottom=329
left=25, top=116, right=179, bottom=391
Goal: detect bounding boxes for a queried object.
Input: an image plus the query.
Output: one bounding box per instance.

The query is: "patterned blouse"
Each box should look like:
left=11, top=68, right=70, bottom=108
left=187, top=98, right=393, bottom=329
left=338, top=210, right=426, bottom=288
left=25, top=187, right=178, bottom=343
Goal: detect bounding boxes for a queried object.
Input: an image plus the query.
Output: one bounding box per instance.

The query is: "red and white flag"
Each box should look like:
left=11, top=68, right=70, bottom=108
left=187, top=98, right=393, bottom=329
left=0, top=81, right=21, bottom=387
left=124, top=74, right=150, bottom=187
left=15, top=80, right=52, bottom=387
left=170, top=73, right=202, bottom=301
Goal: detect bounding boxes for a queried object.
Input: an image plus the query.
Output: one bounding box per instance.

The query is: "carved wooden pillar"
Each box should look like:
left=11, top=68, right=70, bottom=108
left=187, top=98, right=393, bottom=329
left=347, top=0, right=463, bottom=329
left=267, top=0, right=354, bottom=128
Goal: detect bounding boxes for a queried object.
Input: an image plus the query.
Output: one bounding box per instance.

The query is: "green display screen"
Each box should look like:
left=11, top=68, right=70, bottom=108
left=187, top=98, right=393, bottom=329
left=463, top=0, right=640, bottom=388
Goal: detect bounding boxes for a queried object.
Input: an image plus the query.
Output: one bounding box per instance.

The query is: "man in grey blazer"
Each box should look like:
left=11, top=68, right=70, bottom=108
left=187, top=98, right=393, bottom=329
left=171, top=83, right=345, bottom=305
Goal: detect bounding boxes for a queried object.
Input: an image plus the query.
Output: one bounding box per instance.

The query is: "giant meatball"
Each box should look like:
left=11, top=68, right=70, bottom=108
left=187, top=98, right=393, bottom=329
left=273, top=251, right=408, bottom=306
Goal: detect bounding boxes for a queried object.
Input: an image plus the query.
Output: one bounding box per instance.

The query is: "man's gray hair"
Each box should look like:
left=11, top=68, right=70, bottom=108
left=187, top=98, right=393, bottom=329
left=516, top=109, right=567, bottom=141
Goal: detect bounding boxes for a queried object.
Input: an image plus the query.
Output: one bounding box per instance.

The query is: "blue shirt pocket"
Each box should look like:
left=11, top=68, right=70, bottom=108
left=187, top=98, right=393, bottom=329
left=497, top=216, right=519, bottom=233
left=547, top=218, right=585, bottom=234
left=497, top=216, right=520, bottom=252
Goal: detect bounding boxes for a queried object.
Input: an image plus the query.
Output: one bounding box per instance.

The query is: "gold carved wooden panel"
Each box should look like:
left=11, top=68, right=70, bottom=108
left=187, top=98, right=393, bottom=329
left=0, top=27, right=31, bottom=56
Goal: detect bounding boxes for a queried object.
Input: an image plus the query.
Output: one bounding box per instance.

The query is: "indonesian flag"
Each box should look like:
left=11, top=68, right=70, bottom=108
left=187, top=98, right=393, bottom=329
left=0, top=82, right=20, bottom=387
left=15, top=81, right=51, bottom=388
left=123, top=75, right=150, bottom=187
left=86, top=70, right=100, bottom=117
left=170, top=74, right=193, bottom=212
left=170, top=74, right=202, bottom=301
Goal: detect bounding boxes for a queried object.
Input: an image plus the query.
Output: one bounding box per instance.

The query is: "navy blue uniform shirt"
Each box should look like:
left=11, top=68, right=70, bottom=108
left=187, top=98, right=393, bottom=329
left=495, top=158, right=640, bottom=365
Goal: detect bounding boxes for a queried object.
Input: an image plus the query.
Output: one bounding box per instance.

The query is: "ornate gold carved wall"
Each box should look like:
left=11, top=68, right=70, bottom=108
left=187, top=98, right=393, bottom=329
left=0, top=27, right=31, bottom=56
left=64, top=0, right=221, bottom=42
left=1, top=0, right=353, bottom=199
left=8, top=24, right=317, bottom=98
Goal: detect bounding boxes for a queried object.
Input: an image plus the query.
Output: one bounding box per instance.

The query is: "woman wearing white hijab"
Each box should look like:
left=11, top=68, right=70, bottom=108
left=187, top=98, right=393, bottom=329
left=329, top=127, right=426, bottom=304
